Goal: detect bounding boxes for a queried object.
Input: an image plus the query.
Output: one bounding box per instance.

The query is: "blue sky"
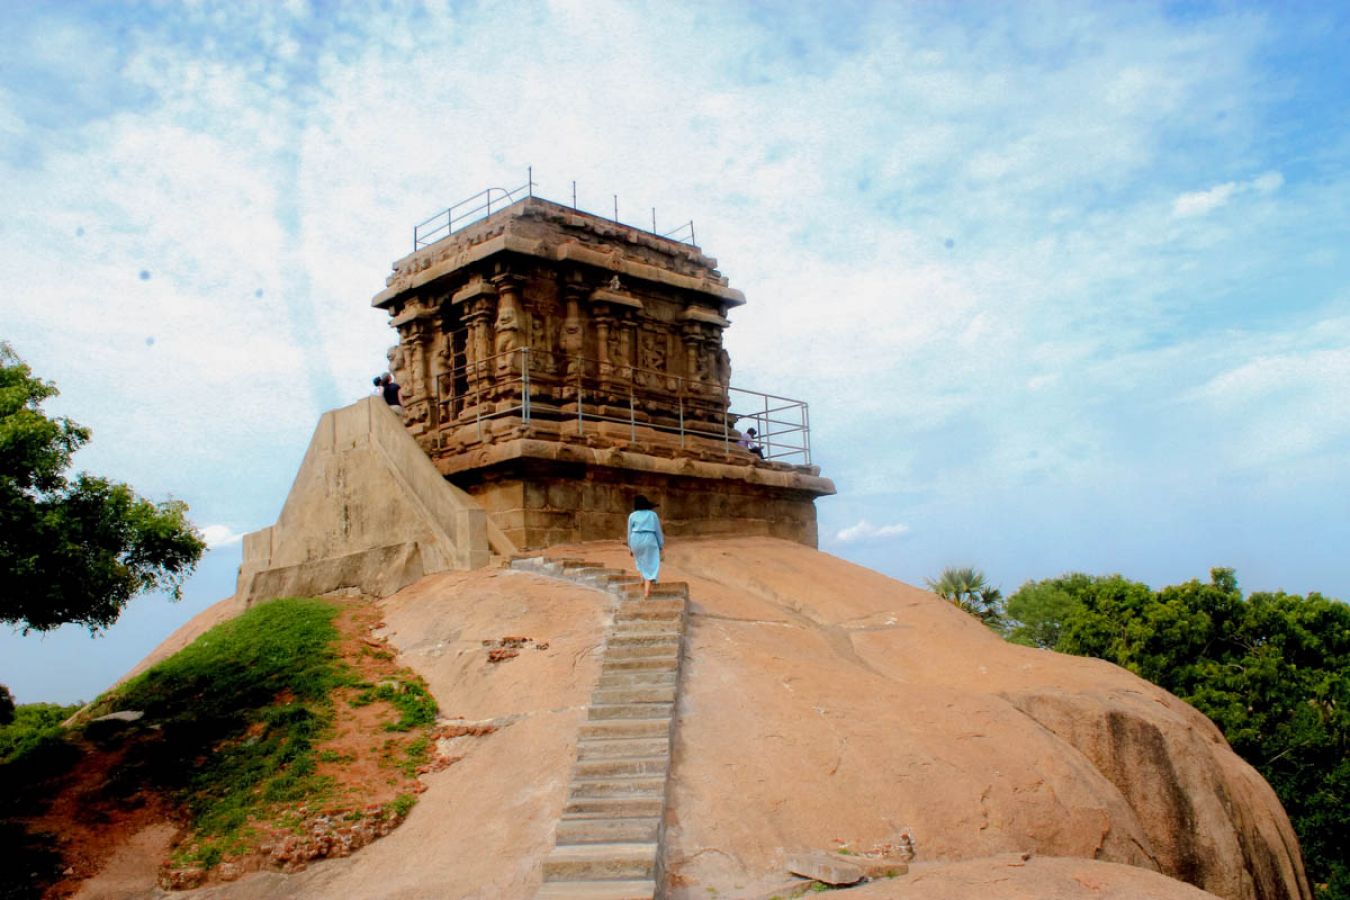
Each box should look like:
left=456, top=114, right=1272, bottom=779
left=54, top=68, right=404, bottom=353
left=2, top=0, right=1347, bottom=704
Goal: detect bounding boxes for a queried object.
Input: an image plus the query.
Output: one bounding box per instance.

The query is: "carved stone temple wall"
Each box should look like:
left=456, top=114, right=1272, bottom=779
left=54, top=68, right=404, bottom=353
left=372, top=196, right=834, bottom=551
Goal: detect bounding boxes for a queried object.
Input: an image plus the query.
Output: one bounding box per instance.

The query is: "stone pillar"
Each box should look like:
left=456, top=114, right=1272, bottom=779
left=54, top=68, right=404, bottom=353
left=446, top=279, right=498, bottom=422
left=431, top=336, right=453, bottom=430
left=391, top=295, right=439, bottom=437
left=493, top=274, right=524, bottom=376
left=559, top=285, right=586, bottom=386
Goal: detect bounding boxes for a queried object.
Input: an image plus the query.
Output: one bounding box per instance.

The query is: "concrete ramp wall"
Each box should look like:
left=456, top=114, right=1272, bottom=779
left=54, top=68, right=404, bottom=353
left=236, top=397, right=492, bottom=604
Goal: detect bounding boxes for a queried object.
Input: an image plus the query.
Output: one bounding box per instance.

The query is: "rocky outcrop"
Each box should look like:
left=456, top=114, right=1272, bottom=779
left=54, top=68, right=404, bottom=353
left=575, top=536, right=1308, bottom=900
left=95, top=536, right=1308, bottom=900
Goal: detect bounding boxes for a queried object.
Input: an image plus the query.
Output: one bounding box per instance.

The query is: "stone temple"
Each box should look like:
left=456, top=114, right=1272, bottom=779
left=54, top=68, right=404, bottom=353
left=371, top=192, right=834, bottom=551
left=237, top=185, right=834, bottom=602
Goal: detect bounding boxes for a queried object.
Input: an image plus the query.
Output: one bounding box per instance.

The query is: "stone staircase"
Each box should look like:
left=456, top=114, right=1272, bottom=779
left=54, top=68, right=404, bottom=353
left=509, top=556, right=690, bottom=900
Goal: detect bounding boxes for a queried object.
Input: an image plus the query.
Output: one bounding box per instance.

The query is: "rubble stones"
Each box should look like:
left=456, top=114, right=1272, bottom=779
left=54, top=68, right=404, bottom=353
left=786, top=852, right=863, bottom=886
left=158, top=867, right=206, bottom=890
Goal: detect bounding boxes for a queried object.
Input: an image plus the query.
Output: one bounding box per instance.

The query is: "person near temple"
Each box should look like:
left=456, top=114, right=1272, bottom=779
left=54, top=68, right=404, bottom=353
left=380, top=373, right=403, bottom=418
left=626, top=494, right=665, bottom=599
left=738, top=426, right=765, bottom=459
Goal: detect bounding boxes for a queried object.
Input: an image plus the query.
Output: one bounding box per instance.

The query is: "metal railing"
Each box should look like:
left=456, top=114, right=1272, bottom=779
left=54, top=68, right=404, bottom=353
left=421, top=346, right=812, bottom=466
left=411, top=168, right=698, bottom=252
left=413, top=172, right=536, bottom=250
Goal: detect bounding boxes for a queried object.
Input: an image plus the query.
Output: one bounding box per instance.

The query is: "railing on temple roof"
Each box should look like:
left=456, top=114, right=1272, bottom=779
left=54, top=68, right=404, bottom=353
left=412, top=168, right=697, bottom=252
left=421, top=346, right=813, bottom=467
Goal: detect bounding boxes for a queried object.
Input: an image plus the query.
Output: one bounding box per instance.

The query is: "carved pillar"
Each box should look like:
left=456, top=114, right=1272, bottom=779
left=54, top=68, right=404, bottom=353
left=559, top=285, right=586, bottom=393
left=431, top=337, right=453, bottom=429
left=595, top=313, right=612, bottom=373
left=389, top=296, right=439, bottom=437
left=448, top=281, right=496, bottom=393
left=492, top=274, right=524, bottom=384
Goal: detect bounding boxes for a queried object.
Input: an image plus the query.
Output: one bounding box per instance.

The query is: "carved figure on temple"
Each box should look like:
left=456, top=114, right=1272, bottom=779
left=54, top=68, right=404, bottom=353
left=695, top=343, right=716, bottom=384
left=639, top=331, right=667, bottom=387
left=433, top=341, right=454, bottom=422
left=717, top=348, right=732, bottom=389
left=606, top=323, right=630, bottom=376
left=560, top=300, right=584, bottom=378
left=526, top=309, right=555, bottom=373
left=494, top=300, right=522, bottom=368
left=649, top=331, right=668, bottom=371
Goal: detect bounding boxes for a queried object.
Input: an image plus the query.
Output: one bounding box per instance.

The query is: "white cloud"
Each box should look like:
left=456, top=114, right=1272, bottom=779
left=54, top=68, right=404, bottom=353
left=1252, top=170, right=1285, bottom=193
left=1173, top=181, right=1239, bottom=217
left=200, top=524, right=247, bottom=549
left=1172, top=169, right=1284, bottom=217
left=834, top=520, right=912, bottom=545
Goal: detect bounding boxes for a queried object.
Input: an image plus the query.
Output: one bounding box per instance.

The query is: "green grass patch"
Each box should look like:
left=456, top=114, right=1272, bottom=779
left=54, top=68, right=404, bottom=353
left=388, top=793, right=416, bottom=819
left=87, top=598, right=348, bottom=852
left=349, top=677, right=437, bottom=732
left=4, top=596, right=442, bottom=886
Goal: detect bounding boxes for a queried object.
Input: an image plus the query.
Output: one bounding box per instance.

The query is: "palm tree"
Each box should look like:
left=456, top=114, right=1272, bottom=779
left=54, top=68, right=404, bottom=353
left=926, top=566, right=1007, bottom=631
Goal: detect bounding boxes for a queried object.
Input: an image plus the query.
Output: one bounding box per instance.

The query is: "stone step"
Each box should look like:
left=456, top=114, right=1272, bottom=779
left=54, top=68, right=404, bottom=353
left=578, top=718, right=671, bottom=741
left=619, top=583, right=688, bottom=600
left=592, top=685, right=677, bottom=706
left=601, top=654, right=679, bottom=672
left=613, top=599, right=685, bottom=620
left=542, top=842, right=657, bottom=882
left=606, top=633, right=680, bottom=648
left=610, top=620, right=681, bottom=637
left=554, top=816, right=661, bottom=845
left=560, top=560, right=597, bottom=572
left=563, top=795, right=664, bottom=818
left=573, top=569, right=621, bottom=586
left=596, top=670, right=676, bottom=688
left=588, top=702, right=673, bottom=721
left=611, top=614, right=682, bottom=631
left=574, top=755, right=669, bottom=779
left=601, top=644, right=680, bottom=661
left=535, top=878, right=657, bottom=899
left=576, top=737, right=671, bottom=760
left=581, top=567, right=625, bottom=577
left=568, top=775, right=666, bottom=799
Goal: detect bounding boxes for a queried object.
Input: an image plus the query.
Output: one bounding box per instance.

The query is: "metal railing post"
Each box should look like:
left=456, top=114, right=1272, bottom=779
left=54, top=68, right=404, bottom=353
left=521, top=347, right=531, bottom=426
left=628, top=385, right=636, bottom=444
left=803, top=401, right=812, bottom=466
left=763, top=394, right=772, bottom=459
left=678, top=392, right=685, bottom=450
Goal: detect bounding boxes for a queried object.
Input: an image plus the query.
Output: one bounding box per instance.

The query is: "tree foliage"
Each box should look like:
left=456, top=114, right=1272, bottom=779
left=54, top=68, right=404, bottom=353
left=926, top=566, right=1007, bottom=630
left=0, top=342, right=205, bottom=633
left=1006, top=568, right=1350, bottom=899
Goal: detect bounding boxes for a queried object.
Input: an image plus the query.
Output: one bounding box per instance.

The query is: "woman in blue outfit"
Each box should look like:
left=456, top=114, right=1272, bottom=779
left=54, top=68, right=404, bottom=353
left=626, top=494, right=665, bottom=599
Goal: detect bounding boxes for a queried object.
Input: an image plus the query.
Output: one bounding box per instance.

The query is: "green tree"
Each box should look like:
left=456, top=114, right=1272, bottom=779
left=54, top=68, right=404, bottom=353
left=0, top=342, right=205, bottom=634
left=926, top=566, right=1006, bottom=631
left=1006, top=568, right=1350, bottom=899
left=1006, top=572, right=1096, bottom=648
